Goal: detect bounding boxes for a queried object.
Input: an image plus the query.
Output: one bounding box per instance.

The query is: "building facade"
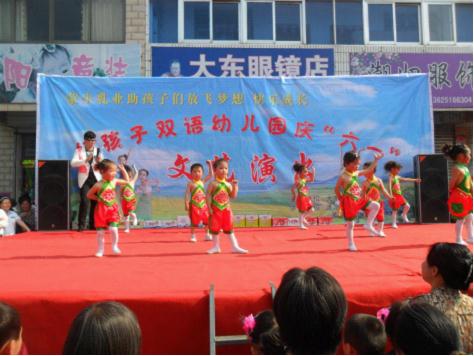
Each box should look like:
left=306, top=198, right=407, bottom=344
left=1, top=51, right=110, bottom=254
left=0, top=0, right=472, bottom=200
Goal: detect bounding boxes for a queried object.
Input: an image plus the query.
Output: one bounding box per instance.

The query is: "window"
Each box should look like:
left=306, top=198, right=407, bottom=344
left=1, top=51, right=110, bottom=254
left=456, top=3, right=473, bottom=42
left=184, top=1, right=210, bottom=39
left=306, top=0, right=334, bottom=44
left=1, top=0, right=124, bottom=43
left=213, top=2, right=239, bottom=40
left=0, top=0, right=14, bottom=41
left=428, top=4, right=454, bottom=41
left=276, top=2, right=301, bottom=41
left=54, top=0, right=86, bottom=41
left=150, top=0, right=178, bottom=43
left=395, top=4, right=420, bottom=42
left=91, top=0, right=124, bottom=42
left=368, top=4, right=393, bottom=41
left=22, top=0, right=50, bottom=41
left=336, top=0, right=363, bottom=44
left=247, top=2, right=273, bottom=40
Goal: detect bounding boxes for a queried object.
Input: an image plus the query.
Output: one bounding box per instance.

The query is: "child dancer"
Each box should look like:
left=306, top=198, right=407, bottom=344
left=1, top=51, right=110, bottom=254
left=206, top=158, right=248, bottom=254
left=118, top=164, right=139, bottom=233
left=362, top=162, right=392, bottom=237
left=442, top=144, right=473, bottom=245
left=185, top=160, right=213, bottom=242
left=335, top=151, right=383, bottom=251
left=384, top=161, right=421, bottom=228
left=87, top=160, right=129, bottom=257
left=291, top=163, right=316, bottom=229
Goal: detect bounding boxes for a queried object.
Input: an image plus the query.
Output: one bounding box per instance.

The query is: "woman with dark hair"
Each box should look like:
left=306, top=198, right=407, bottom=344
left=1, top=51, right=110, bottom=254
left=18, top=195, right=36, bottom=231
left=392, top=302, right=460, bottom=355
left=273, top=267, right=347, bottom=354
left=414, top=242, right=473, bottom=353
left=63, top=301, right=141, bottom=354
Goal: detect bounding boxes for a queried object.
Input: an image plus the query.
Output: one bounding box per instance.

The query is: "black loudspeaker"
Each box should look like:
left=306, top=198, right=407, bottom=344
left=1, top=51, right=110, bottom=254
left=414, top=154, right=450, bottom=223
left=38, top=160, right=70, bottom=230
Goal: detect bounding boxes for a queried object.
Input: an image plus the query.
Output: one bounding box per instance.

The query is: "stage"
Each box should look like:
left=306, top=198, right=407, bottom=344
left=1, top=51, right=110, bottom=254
left=1, top=223, right=471, bottom=354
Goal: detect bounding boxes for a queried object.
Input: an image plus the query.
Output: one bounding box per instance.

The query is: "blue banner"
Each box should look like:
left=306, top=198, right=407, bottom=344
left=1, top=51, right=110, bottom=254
left=38, top=74, right=433, bottom=221
left=152, top=47, right=334, bottom=77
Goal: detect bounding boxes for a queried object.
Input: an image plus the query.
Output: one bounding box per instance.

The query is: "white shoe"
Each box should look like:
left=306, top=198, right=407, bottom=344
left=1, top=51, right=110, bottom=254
left=112, top=246, right=122, bottom=255
left=348, top=243, right=358, bottom=251
left=190, top=235, right=197, bottom=243
left=95, top=250, right=104, bottom=258
left=231, top=245, right=248, bottom=254
left=228, top=233, right=248, bottom=254
left=363, top=223, right=379, bottom=236
left=378, top=231, right=386, bottom=237
left=205, top=234, right=213, bottom=241
left=402, top=215, right=410, bottom=223
left=392, top=223, right=398, bottom=229
left=124, top=229, right=130, bottom=233
left=207, top=246, right=221, bottom=254
left=299, top=224, right=308, bottom=230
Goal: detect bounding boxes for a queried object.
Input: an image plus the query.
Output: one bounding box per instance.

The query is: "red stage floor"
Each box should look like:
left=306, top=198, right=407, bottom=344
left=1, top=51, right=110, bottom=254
left=0, top=223, right=471, bottom=354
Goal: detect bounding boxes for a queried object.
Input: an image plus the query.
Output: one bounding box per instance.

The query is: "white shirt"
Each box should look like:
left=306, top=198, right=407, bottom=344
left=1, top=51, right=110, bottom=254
left=3, top=210, right=20, bottom=236
left=0, top=209, right=8, bottom=236
left=71, top=146, right=104, bottom=188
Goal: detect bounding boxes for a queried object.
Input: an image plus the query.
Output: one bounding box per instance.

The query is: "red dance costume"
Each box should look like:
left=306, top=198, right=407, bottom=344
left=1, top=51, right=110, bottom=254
left=296, top=178, right=313, bottom=213
left=448, top=164, right=473, bottom=219
left=389, top=175, right=407, bottom=210
left=121, top=183, right=137, bottom=217
left=189, top=180, right=209, bottom=227
left=341, top=170, right=369, bottom=221
left=94, top=180, right=120, bottom=229
left=364, top=176, right=384, bottom=222
left=209, top=179, right=233, bottom=234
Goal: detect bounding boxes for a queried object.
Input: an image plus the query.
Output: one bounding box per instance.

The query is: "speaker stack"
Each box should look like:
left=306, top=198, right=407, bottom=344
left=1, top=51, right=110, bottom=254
left=413, top=154, right=450, bottom=223
left=37, top=160, right=70, bottom=230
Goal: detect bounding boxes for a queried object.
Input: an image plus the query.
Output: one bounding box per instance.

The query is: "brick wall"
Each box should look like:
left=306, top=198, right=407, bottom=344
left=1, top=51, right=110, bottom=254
left=0, top=123, right=15, bottom=197
left=126, top=0, right=147, bottom=75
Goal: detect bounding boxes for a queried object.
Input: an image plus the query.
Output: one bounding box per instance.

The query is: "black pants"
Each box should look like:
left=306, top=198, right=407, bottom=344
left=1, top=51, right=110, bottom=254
left=78, top=176, right=98, bottom=230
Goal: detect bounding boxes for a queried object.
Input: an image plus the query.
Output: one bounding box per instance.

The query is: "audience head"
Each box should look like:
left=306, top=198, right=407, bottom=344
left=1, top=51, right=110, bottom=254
left=422, top=242, right=473, bottom=291
left=343, top=313, right=386, bottom=355
left=0, top=198, right=12, bottom=212
left=384, top=300, right=408, bottom=345
left=244, top=310, right=285, bottom=355
left=63, top=301, right=141, bottom=355
left=18, top=196, right=32, bottom=213
left=0, top=302, right=22, bottom=355
left=392, top=302, right=460, bottom=355
left=273, top=267, right=347, bottom=354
